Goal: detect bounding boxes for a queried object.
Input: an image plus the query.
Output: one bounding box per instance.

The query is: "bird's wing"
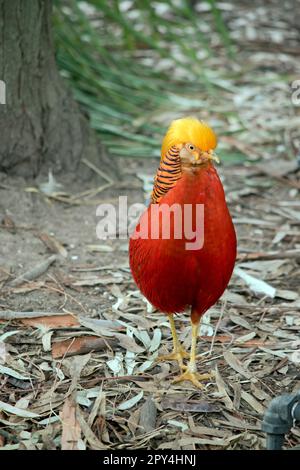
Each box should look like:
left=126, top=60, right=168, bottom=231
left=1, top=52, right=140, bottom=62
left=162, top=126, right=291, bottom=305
left=151, top=146, right=182, bottom=204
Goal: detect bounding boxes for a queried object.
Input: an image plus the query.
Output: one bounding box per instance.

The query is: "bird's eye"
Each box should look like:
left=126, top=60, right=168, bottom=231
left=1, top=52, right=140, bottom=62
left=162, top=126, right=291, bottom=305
left=188, top=144, right=195, bottom=151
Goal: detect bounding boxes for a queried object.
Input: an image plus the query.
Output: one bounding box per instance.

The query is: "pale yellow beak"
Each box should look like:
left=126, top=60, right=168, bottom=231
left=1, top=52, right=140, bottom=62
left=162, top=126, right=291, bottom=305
left=194, top=149, right=220, bottom=164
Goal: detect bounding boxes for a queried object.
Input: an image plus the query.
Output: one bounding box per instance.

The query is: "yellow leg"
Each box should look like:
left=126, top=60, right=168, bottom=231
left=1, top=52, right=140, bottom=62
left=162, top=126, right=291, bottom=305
left=173, top=317, right=214, bottom=388
left=157, top=314, right=189, bottom=369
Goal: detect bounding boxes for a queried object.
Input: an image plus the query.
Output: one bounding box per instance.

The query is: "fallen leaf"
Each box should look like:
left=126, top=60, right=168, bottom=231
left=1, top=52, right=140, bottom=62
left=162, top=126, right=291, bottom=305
left=250, top=384, right=271, bottom=402
left=0, top=400, right=39, bottom=418
left=223, top=350, right=253, bottom=380
left=107, top=352, right=125, bottom=376
left=161, top=398, right=220, bottom=413
left=226, top=291, right=249, bottom=304
left=148, top=329, right=162, bottom=353
left=60, top=396, right=81, bottom=450
left=68, top=354, right=91, bottom=384
left=200, top=311, right=214, bottom=336
left=187, top=417, right=230, bottom=438
left=215, top=367, right=234, bottom=410
left=0, top=364, right=31, bottom=381
left=177, top=435, right=241, bottom=447
left=275, top=289, right=298, bottom=300
left=125, top=329, right=136, bottom=375
left=218, top=411, right=261, bottom=431
left=22, top=314, right=79, bottom=328
left=132, top=329, right=151, bottom=349
left=37, top=416, right=60, bottom=426
left=86, top=244, right=114, bottom=253
left=42, top=331, right=53, bottom=352
left=118, top=391, right=144, bottom=411
left=240, top=391, right=265, bottom=415
left=168, top=419, right=188, bottom=431
left=234, top=267, right=276, bottom=298
left=77, top=407, right=107, bottom=450
left=0, top=330, right=20, bottom=342
left=0, top=342, right=7, bottom=364
left=138, top=396, right=157, bottom=434
left=232, top=382, right=241, bottom=410
left=38, top=232, right=68, bottom=258
left=238, top=259, right=287, bottom=274
left=229, top=314, right=252, bottom=330
left=88, top=390, right=106, bottom=428
left=0, top=444, right=19, bottom=450
left=78, top=316, right=125, bottom=335
left=114, top=333, right=145, bottom=353
left=51, top=336, right=117, bottom=359
left=273, top=329, right=298, bottom=340
left=10, top=255, right=57, bottom=287
left=236, top=332, right=257, bottom=343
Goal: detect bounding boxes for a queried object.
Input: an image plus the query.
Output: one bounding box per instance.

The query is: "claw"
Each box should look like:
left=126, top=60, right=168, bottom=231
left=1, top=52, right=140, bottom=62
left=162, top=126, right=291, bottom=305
left=157, top=347, right=189, bottom=370
left=157, top=347, right=189, bottom=362
left=173, top=369, right=214, bottom=389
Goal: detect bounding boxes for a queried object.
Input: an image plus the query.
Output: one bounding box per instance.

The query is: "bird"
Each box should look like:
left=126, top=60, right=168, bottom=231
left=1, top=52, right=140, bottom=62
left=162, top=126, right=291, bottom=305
left=129, top=117, right=236, bottom=388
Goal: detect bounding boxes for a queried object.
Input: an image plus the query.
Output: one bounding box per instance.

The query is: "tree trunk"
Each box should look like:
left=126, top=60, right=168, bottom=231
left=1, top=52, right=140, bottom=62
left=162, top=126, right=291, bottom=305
left=0, top=0, right=115, bottom=180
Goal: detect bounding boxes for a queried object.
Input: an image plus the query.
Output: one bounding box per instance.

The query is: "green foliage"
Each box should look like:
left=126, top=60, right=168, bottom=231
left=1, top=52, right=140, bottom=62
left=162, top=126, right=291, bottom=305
left=54, top=1, right=232, bottom=158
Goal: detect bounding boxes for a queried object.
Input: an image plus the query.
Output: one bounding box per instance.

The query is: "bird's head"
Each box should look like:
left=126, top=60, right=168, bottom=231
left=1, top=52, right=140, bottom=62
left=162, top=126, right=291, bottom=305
left=161, top=117, right=219, bottom=166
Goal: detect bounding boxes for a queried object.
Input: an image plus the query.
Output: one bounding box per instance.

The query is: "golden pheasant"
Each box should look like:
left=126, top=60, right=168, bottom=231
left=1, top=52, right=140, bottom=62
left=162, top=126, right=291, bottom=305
left=129, top=117, right=236, bottom=387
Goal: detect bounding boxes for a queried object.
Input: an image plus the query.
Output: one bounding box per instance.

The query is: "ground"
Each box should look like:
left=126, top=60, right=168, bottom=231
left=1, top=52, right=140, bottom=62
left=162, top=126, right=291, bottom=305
left=0, top=0, right=300, bottom=451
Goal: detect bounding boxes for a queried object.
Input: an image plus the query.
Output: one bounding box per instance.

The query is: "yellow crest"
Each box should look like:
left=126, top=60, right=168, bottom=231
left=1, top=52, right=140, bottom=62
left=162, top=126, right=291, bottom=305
left=161, top=117, right=217, bottom=160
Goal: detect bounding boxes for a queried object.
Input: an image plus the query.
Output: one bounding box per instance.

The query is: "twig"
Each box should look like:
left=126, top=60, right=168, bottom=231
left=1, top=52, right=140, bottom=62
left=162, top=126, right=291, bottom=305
left=41, top=282, right=88, bottom=314
left=71, top=264, right=129, bottom=272
left=82, top=158, right=114, bottom=184
left=71, top=183, right=113, bottom=201
left=46, top=194, right=81, bottom=205
left=229, top=304, right=300, bottom=311
left=209, top=295, right=227, bottom=356
left=82, top=374, right=151, bottom=386
left=0, top=224, right=37, bottom=231
left=0, top=311, right=77, bottom=320
left=237, top=249, right=300, bottom=261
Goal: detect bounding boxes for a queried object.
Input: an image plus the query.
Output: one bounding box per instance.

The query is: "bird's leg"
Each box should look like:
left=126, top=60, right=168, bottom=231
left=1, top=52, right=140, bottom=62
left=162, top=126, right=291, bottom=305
left=157, top=314, right=189, bottom=369
left=173, top=315, right=214, bottom=388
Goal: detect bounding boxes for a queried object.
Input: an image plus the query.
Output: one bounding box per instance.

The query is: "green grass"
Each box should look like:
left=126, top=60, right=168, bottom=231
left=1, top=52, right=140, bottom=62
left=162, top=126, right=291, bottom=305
left=54, top=1, right=233, bottom=158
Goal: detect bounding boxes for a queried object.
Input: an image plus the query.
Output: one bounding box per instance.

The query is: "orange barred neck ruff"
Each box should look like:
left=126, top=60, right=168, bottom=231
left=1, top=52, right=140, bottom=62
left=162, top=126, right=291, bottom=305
left=151, top=146, right=182, bottom=204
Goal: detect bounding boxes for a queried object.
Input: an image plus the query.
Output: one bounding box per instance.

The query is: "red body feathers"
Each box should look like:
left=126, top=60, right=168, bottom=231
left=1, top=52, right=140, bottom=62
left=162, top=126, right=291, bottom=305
left=129, top=162, right=236, bottom=321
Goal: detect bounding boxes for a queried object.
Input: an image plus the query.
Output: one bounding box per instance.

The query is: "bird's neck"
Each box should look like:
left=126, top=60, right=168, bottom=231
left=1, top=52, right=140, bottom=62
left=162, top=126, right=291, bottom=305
left=181, top=160, right=212, bottom=175
left=169, top=161, right=224, bottom=206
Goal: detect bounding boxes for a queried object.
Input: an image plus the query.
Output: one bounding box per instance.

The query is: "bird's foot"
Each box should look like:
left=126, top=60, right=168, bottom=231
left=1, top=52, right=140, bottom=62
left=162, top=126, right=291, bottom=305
left=173, top=368, right=214, bottom=389
left=180, top=354, right=204, bottom=371
left=157, top=347, right=189, bottom=367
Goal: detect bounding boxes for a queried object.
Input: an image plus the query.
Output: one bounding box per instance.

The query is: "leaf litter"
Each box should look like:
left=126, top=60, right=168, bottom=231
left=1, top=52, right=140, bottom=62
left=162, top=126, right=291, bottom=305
left=1, top=0, right=300, bottom=450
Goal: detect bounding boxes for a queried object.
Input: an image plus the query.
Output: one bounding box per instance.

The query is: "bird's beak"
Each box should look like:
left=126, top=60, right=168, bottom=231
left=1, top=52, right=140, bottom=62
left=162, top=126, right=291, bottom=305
left=195, top=149, right=219, bottom=164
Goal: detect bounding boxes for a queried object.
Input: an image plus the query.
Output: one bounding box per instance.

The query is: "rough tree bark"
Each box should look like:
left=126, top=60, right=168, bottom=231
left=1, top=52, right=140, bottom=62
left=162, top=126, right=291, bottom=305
left=0, top=0, right=115, bottom=179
